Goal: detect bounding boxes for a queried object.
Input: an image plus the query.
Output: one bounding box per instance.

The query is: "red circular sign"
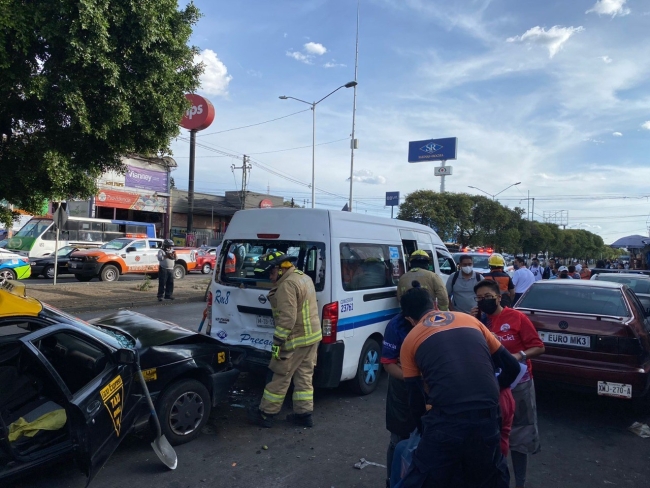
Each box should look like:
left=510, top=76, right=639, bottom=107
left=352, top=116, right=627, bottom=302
left=259, top=199, right=273, bottom=208
left=180, top=94, right=215, bottom=131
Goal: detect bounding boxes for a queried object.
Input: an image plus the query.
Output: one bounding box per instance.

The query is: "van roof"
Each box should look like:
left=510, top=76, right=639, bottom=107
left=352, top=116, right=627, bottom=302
left=224, top=209, right=445, bottom=246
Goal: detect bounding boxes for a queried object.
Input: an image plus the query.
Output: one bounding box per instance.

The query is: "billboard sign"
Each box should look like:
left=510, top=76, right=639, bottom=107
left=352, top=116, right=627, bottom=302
left=408, top=137, right=458, bottom=163
left=125, top=165, right=168, bottom=192
left=96, top=189, right=167, bottom=213
left=385, top=192, right=400, bottom=206
left=434, top=166, right=453, bottom=176
left=180, top=94, right=215, bottom=131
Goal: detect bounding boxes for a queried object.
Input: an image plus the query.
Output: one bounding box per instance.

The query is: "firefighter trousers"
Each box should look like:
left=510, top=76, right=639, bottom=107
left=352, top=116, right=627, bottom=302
left=259, top=343, right=319, bottom=415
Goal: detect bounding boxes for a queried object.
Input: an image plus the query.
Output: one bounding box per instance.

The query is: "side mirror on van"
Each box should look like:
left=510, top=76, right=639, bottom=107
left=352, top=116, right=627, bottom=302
left=126, top=246, right=137, bottom=253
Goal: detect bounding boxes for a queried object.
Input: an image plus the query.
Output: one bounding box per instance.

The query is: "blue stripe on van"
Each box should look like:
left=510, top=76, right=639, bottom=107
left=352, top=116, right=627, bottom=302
left=337, top=308, right=401, bottom=332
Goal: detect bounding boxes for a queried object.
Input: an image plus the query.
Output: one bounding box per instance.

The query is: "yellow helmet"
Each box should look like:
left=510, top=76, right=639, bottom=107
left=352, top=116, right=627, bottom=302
left=409, top=250, right=431, bottom=262
left=488, top=253, right=505, bottom=268
left=253, top=251, right=294, bottom=275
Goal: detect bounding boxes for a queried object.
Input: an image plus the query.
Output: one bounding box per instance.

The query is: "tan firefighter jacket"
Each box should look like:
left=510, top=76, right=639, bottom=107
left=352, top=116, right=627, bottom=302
left=397, top=267, right=449, bottom=310
left=268, top=266, right=322, bottom=351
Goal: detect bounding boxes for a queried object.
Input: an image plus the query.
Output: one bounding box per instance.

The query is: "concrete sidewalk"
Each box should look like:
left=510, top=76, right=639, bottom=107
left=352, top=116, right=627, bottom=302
left=25, top=276, right=210, bottom=313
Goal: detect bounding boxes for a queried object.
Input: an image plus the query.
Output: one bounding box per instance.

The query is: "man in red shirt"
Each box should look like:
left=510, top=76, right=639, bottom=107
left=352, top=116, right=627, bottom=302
left=472, top=280, right=545, bottom=488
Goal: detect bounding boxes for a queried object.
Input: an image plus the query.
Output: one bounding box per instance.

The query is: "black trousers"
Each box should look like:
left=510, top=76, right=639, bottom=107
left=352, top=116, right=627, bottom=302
left=157, top=267, right=174, bottom=298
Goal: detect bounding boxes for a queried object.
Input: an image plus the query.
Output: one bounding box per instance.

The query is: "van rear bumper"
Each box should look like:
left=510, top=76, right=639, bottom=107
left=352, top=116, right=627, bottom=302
left=313, top=342, right=345, bottom=389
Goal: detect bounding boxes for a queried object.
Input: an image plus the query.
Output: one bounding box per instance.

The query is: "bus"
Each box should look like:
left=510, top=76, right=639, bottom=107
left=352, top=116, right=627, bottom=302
left=6, top=217, right=157, bottom=258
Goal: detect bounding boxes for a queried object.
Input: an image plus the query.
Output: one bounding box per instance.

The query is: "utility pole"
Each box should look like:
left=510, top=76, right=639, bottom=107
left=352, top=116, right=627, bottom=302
left=231, top=155, right=252, bottom=210
left=347, top=0, right=360, bottom=212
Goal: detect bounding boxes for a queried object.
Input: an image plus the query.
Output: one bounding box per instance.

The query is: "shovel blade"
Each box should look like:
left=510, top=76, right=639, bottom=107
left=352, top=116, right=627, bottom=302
left=151, top=435, right=177, bottom=470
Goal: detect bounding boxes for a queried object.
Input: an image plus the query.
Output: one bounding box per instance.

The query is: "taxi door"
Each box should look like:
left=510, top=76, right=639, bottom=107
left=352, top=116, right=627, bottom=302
left=20, top=325, right=142, bottom=485
left=124, top=239, right=148, bottom=272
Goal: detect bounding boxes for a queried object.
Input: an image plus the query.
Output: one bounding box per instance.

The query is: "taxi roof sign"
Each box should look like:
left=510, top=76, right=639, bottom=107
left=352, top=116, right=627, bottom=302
left=0, top=281, right=43, bottom=318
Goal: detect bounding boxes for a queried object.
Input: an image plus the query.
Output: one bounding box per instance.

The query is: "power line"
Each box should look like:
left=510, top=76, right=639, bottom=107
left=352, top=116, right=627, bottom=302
left=196, top=109, right=310, bottom=137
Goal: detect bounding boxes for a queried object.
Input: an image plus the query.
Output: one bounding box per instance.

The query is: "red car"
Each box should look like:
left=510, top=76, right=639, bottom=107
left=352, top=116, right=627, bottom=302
left=196, top=247, right=217, bottom=274
left=515, top=280, right=650, bottom=400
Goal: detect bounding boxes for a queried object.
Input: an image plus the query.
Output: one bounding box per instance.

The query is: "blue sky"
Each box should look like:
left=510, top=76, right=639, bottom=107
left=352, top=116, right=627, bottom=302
left=170, top=0, right=650, bottom=244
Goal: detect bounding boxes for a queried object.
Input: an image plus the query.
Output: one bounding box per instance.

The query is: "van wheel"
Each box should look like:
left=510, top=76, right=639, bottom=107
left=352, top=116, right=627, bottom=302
left=349, top=338, right=382, bottom=395
left=173, top=264, right=185, bottom=280
left=100, top=265, right=119, bottom=282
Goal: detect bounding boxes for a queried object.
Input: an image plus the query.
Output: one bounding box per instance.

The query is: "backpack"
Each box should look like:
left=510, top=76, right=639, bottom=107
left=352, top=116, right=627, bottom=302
left=542, top=266, right=551, bottom=280
left=451, top=270, right=482, bottom=290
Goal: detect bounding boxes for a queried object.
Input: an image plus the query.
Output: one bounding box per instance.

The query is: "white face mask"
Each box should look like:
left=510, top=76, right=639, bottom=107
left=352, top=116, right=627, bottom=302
left=461, top=265, right=473, bottom=274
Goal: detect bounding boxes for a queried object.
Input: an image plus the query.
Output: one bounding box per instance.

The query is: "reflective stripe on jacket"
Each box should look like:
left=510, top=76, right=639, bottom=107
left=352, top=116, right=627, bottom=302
left=268, top=266, right=322, bottom=351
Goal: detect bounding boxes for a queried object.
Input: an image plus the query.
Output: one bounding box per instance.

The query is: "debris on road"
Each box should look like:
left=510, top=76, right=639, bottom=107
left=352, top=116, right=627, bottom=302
left=628, top=422, right=650, bottom=438
left=230, top=404, right=245, bottom=408
left=262, top=445, right=269, bottom=450
left=353, top=458, right=386, bottom=470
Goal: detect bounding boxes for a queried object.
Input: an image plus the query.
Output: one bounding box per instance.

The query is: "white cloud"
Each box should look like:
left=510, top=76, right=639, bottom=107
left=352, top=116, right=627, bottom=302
left=642, top=121, right=650, bottom=130
left=600, top=55, right=612, bottom=63
left=304, top=42, right=327, bottom=56
left=194, top=49, right=232, bottom=97
left=583, top=137, right=605, bottom=144
left=349, top=169, right=386, bottom=185
left=613, top=131, right=623, bottom=136
left=286, top=50, right=313, bottom=64
left=283, top=32, right=288, bottom=38
left=586, top=0, right=630, bottom=17
left=323, top=61, right=347, bottom=68
left=507, top=26, right=584, bottom=58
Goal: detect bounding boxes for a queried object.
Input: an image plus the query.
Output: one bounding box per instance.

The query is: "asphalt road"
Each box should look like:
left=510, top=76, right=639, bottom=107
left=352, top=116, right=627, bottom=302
left=8, top=302, right=650, bottom=487
left=26, top=271, right=208, bottom=285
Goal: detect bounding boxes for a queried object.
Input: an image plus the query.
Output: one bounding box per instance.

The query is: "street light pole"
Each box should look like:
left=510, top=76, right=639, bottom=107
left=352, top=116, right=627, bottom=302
left=279, top=81, right=357, bottom=209
left=468, top=182, right=521, bottom=200
left=348, top=0, right=360, bottom=212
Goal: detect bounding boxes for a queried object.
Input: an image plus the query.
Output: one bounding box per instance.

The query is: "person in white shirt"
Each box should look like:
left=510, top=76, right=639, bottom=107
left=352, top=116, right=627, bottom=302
left=529, top=258, right=543, bottom=282
left=512, top=256, right=535, bottom=305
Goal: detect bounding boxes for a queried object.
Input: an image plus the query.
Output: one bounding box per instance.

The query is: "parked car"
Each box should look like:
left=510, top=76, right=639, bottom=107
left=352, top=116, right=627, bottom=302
left=591, top=272, right=650, bottom=312
left=515, top=280, right=650, bottom=400
left=196, top=246, right=217, bottom=274
left=68, top=238, right=197, bottom=282
left=29, top=245, right=83, bottom=279
left=0, top=248, right=31, bottom=284
left=0, top=282, right=241, bottom=484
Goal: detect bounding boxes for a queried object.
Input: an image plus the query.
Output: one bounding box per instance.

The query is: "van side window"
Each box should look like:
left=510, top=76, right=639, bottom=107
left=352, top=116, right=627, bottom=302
left=341, top=243, right=404, bottom=292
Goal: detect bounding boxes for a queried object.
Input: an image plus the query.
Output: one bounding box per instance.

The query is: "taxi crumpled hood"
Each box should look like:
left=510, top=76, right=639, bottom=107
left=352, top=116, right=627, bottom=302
left=90, top=310, right=207, bottom=348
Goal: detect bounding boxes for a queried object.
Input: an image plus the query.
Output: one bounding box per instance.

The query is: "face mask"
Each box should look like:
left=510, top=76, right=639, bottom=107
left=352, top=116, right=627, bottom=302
left=461, top=266, right=473, bottom=274
left=513, top=264, right=520, bottom=270
left=478, top=298, right=499, bottom=315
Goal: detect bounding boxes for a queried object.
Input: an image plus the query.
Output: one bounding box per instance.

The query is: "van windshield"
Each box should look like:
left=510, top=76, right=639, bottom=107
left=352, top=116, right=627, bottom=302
left=218, top=240, right=326, bottom=291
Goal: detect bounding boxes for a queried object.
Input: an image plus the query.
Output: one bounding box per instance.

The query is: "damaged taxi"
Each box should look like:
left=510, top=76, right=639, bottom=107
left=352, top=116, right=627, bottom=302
left=0, top=282, right=240, bottom=484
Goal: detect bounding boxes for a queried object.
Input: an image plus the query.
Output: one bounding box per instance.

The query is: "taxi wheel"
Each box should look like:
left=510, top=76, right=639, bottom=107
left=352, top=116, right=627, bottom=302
left=100, top=264, right=119, bottom=282
left=0, top=269, right=16, bottom=284
left=349, top=338, right=382, bottom=396
left=157, top=379, right=211, bottom=445
left=173, top=264, right=185, bottom=280
left=201, top=263, right=212, bottom=274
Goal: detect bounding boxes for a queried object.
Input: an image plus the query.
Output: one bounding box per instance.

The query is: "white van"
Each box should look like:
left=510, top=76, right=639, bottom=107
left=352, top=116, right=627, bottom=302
left=207, top=209, right=455, bottom=394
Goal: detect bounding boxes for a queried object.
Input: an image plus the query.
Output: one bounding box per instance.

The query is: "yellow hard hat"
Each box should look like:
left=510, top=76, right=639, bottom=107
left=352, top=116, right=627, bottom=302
left=409, top=250, right=430, bottom=262
left=488, top=253, right=505, bottom=267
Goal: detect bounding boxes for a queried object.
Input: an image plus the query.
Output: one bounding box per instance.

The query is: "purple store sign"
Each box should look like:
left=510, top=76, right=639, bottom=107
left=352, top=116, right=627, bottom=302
left=125, top=165, right=168, bottom=192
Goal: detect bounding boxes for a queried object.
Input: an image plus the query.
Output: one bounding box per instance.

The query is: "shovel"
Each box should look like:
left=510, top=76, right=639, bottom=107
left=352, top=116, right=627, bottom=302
left=134, top=358, right=178, bottom=470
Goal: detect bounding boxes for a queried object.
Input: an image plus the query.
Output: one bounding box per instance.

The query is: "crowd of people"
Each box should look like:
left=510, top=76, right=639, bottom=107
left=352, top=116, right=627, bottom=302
left=381, top=252, right=545, bottom=488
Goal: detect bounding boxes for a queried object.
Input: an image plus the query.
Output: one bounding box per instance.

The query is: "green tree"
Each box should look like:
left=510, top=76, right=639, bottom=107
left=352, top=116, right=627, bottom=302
left=0, top=0, right=202, bottom=228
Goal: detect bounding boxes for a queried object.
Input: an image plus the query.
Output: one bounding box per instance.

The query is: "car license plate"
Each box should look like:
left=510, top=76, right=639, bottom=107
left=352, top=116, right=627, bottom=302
left=538, top=331, right=591, bottom=348
left=598, top=381, right=632, bottom=399
left=256, top=315, right=275, bottom=328
left=69, top=262, right=78, bottom=268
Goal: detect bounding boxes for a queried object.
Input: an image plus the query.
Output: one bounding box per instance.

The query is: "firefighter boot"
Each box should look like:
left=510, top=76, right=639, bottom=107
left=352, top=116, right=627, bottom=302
left=286, top=412, right=313, bottom=428
left=248, top=407, right=275, bottom=428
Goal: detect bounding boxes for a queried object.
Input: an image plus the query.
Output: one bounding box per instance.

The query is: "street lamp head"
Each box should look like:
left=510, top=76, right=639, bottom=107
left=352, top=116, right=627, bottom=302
left=344, top=81, right=358, bottom=88
left=514, top=182, right=521, bottom=186
left=279, top=96, right=288, bottom=100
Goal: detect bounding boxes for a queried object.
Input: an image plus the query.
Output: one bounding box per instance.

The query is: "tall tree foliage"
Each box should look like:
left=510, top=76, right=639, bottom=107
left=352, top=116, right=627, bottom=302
left=398, top=190, right=610, bottom=258
left=0, top=0, right=202, bottom=227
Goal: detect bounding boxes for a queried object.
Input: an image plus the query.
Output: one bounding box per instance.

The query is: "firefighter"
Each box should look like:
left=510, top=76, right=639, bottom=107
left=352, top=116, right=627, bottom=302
left=248, top=251, right=322, bottom=428
left=397, top=250, right=449, bottom=310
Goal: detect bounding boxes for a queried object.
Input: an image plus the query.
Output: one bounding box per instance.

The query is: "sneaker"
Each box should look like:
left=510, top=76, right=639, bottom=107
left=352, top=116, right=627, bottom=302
left=247, top=407, right=274, bottom=428
left=157, top=297, right=163, bottom=302
left=286, top=412, right=313, bottom=428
